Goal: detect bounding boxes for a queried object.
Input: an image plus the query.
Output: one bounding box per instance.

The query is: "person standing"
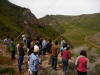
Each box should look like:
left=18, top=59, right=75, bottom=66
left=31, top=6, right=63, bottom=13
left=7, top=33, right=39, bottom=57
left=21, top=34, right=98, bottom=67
left=46, top=40, right=52, bottom=64
left=60, top=37, right=66, bottom=48
left=27, top=37, right=32, bottom=52
left=61, top=44, right=71, bottom=75
left=28, top=48, right=39, bottom=75
left=42, top=38, right=47, bottom=55
left=51, top=41, right=59, bottom=70
left=4, top=36, right=10, bottom=51
left=10, top=38, right=15, bottom=60
left=22, top=33, right=27, bottom=46
left=75, top=50, right=89, bottom=75
left=18, top=42, right=25, bottom=72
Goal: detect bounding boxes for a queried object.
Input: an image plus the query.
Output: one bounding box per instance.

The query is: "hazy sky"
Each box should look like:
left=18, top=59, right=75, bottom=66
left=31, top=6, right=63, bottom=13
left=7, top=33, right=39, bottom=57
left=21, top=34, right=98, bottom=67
left=9, top=0, right=100, bottom=18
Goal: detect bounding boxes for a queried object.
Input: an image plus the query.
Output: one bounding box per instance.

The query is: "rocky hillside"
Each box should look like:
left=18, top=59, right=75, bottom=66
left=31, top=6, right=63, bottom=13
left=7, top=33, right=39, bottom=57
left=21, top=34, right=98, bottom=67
left=39, top=13, right=100, bottom=47
left=0, top=0, right=59, bottom=39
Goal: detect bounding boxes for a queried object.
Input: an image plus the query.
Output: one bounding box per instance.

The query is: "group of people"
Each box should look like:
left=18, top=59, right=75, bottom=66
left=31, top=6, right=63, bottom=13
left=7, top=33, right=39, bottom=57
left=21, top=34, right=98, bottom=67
left=3, top=34, right=89, bottom=75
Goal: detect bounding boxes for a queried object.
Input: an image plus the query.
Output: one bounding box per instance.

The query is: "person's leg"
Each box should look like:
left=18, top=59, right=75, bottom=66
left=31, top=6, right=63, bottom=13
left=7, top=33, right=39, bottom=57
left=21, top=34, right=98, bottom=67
left=77, top=71, right=81, bottom=75
left=51, top=56, right=54, bottom=68
left=32, top=71, right=38, bottom=75
left=18, top=56, right=22, bottom=71
left=12, top=50, right=15, bottom=60
left=62, top=59, right=68, bottom=75
left=48, top=54, right=52, bottom=64
left=18, top=56, right=23, bottom=72
left=83, top=72, right=87, bottom=75
left=54, top=56, right=57, bottom=70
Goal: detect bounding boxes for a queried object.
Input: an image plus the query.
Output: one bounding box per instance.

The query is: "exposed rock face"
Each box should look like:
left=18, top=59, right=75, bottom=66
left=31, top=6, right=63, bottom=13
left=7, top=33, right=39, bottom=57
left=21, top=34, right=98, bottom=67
left=23, top=9, right=39, bottom=25
left=23, top=9, right=43, bottom=37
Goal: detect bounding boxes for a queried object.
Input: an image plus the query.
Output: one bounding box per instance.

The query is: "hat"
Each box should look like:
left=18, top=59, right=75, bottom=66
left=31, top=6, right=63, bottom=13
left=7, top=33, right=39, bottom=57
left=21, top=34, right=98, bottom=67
left=34, top=49, right=39, bottom=53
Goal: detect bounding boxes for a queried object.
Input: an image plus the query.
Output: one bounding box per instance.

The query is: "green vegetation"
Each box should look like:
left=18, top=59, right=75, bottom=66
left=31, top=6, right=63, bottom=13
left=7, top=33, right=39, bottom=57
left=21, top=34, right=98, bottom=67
left=40, top=14, right=100, bottom=47
left=0, top=67, right=15, bottom=75
left=0, top=0, right=26, bottom=39
left=0, top=0, right=59, bottom=40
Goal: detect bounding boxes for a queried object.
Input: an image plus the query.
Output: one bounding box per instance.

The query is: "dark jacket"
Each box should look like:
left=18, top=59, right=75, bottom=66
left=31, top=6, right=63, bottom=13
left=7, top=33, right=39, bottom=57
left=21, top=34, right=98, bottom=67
left=19, top=47, right=25, bottom=56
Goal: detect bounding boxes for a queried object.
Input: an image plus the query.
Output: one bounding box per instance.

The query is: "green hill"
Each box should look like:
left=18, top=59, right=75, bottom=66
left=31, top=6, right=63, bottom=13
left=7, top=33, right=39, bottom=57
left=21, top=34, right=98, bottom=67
left=0, top=0, right=59, bottom=39
left=39, top=13, right=100, bottom=47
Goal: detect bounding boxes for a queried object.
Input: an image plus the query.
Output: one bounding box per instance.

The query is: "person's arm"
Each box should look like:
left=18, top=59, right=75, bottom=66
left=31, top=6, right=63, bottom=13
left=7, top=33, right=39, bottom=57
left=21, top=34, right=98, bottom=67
left=57, top=46, right=60, bottom=55
left=75, top=56, right=80, bottom=67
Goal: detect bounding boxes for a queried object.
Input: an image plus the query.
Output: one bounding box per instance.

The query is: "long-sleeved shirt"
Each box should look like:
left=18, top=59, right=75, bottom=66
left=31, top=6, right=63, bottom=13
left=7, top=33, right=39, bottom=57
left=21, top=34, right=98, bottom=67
left=61, top=49, right=71, bottom=60
left=28, top=53, right=39, bottom=71
left=75, top=55, right=89, bottom=72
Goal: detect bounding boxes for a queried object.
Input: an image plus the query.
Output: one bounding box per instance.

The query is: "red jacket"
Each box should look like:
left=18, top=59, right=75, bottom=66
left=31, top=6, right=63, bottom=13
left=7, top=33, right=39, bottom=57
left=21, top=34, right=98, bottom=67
left=61, top=49, right=71, bottom=60
left=75, top=56, right=89, bottom=72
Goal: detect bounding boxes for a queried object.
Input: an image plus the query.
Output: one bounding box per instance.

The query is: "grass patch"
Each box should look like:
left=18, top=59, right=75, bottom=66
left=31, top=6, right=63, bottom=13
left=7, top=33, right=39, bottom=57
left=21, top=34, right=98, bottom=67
left=0, top=55, right=12, bottom=65
left=0, top=67, right=15, bottom=75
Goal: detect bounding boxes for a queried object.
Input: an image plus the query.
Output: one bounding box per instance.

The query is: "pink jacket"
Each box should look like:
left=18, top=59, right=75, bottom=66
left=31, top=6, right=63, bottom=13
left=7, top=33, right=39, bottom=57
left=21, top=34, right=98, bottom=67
left=61, top=49, right=71, bottom=60
left=75, top=55, right=89, bottom=72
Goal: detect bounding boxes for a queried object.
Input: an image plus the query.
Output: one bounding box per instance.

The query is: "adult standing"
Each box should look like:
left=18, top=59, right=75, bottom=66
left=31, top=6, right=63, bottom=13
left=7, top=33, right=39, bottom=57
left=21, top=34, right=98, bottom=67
left=18, top=42, right=25, bottom=72
left=22, top=33, right=27, bottom=46
left=4, top=36, right=10, bottom=51
left=46, top=40, right=52, bottom=64
left=51, top=41, right=59, bottom=70
left=28, top=48, right=39, bottom=75
left=75, top=50, right=89, bottom=75
left=42, top=38, right=47, bottom=55
left=10, top=38, right=15, bottom=60
left=27, top=37, right=32, bottom=52
left=60, top=37, right=66, bottom=48
left=61, top=44, right=71, bottom=75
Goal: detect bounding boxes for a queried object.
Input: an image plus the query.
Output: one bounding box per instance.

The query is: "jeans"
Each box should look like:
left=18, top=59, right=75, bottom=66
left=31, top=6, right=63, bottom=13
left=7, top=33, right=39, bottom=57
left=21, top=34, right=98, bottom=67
left=23, top=40, right=26, bottom=46
left=32, top=71, right=38, bottom=75
left=62, top=59, right=68, bottom=73
left=78, top=71, right=87, bottom=75
left=18, top=56, right=24, bottom=72
left=52, top=56, right=57, bottom=70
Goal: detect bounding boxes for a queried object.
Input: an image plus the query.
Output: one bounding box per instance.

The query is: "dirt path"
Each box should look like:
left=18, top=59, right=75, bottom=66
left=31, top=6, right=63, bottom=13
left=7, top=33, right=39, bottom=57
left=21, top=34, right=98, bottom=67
left=1, top=43, right=100, bottom=75
left=0, top=44, right=64, bottom=75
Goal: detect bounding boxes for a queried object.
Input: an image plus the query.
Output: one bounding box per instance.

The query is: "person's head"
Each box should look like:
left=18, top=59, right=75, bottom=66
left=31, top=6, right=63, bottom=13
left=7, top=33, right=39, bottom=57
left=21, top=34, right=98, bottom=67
left=61, top=36, right=64, bottom=40
left=19, top=42, right=24, bottom=47
left=35, top=41, right=39, bottom=45
left=7, top=36, right=9, bottom=39
left=49, top=40, right=52, bottom=43
left=66, top=44, right=70, bottom=50
left=11, top=38, right=14, bottom=41
left=55, top=40, right=58, bottom=45
left=63, top=43, right=67, bottom=48
left=34, top=49, right=39, bottom=55
left=80, top=50, right=87, bottom=57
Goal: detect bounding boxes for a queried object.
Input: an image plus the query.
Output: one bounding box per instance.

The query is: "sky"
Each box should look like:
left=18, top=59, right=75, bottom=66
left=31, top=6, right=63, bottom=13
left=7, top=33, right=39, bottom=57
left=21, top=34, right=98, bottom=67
left=9, top=0, right=100, bottom=18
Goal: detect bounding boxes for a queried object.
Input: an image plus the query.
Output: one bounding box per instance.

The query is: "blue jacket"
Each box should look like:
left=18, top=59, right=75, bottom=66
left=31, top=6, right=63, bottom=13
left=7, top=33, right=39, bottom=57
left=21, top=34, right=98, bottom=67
left=28, top=53, right=39, bottom=71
